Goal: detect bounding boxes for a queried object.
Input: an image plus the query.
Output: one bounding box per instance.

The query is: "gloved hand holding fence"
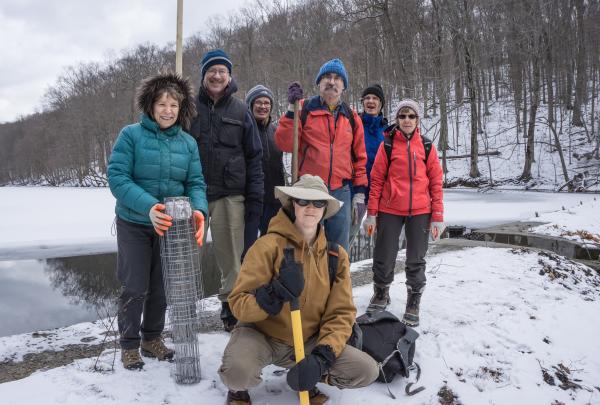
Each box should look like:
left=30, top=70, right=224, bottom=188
left=149, top=203, right=172, bottom=236
left=255, top=248, right=305, bottom=316
left=287, top=344, right=335, bottom=391
left=363, top=215, right=377, bottom=236
left=352, top=193, right=366, bottom=225
left=430, top=221, right=446, bottom=242
left=193, top=210, right=205, bottom=246
left=287, top=82, right=304, bottom=106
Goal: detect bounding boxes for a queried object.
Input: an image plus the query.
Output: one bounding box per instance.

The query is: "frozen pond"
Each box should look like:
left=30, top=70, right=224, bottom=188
left=0, top=187, right=597, bottom=336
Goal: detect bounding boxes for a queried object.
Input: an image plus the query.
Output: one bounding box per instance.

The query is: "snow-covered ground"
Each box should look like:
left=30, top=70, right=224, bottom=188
left=1, top=187, right=599, bottom=404
left=1, top=186, right=598, bottom=259
left=529, top=197, right=600, bottom=246
left=1, top=246, right=599, bottom=405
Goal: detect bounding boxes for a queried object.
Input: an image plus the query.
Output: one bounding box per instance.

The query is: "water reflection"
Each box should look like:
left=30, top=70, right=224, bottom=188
left=45, top=254, right=120, bottom=309
left=0, top=246, right=222, bottom=337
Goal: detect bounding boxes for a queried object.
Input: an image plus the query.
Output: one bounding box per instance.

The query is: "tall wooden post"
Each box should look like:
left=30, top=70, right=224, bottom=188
left=176, top=0, right=183, bottom=75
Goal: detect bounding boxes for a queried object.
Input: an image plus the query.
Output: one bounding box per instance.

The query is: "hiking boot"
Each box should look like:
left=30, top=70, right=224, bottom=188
left=309, top=387, right=330, bottom=405
left=226, top=390, right=251, bottom=404
left=141, top=337, right=175, bottom=361
left=402, top=285, right=424, bottom=327
left=121, top=348, right=145, bottom=370
left=366, top=283, right=390, bottom=313
left=221, top=301, right=238, bottom=332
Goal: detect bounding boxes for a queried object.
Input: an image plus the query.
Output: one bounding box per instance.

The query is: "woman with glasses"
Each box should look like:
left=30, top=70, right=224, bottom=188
left=363, top=99, right=444, bottom=327
left=219, top=174, right=378, bottom=405
left=245, top=85, right=285, bottom=242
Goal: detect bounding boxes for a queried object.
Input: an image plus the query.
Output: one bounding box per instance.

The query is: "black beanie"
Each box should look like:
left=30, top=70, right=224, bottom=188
left=361, top=84, right=385, bottom=108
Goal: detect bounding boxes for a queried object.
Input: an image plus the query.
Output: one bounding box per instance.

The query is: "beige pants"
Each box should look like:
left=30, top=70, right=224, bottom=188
left=219, top=324, right=379, bottom=392
left=203, top=195, right=245, bottom=301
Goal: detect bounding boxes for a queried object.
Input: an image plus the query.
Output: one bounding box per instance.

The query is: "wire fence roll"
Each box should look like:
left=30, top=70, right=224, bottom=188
left=160, top=196, right=205, bottom=384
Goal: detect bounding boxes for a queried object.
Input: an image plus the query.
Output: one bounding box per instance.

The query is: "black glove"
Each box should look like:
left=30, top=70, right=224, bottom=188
left=287, top=82, right=304, bottom=105
left=271, top=247, right=304, bottom=301
left=255, top=248, right=304, bottom=316
left=287, top=345, right=336, bottom=391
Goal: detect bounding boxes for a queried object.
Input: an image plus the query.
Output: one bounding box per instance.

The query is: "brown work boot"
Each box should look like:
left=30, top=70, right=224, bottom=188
left=226, top=390, right=251, bottom=404
left=309, top=387, right=330, bottom=404
left=366, top=283, right=390, bottom=313
left=402, top=285, right=424, bottom=327
left=141, top=337, right=175, bottom=361
left=121, top=348, right=145, bottom=370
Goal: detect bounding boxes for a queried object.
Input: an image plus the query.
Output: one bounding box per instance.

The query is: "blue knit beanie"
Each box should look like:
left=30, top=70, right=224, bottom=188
left=200, top=49, right=233, bottom=79
left=245, top=84, right=274, bottom=107
left=315, top=58, right=348, bottom=89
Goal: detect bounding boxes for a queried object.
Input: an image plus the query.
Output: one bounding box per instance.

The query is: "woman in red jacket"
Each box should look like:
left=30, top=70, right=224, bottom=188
left=363, top=99, right=444, bottom=327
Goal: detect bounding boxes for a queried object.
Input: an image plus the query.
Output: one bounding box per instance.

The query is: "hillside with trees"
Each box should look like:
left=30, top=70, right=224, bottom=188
left=0, top=0, right=598, bottom=188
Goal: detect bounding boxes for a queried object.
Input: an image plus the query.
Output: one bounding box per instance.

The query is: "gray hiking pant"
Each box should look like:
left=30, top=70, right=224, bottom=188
left=116, top=218, right=166, bottom=350
left=203, top=195, right=245, bottom=302
left=219, top=324, right=379, bottom=391
left=372, top=212, right=430, bottom=289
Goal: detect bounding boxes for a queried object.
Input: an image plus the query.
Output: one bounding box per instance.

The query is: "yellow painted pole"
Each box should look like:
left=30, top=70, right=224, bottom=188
left=175, top=0, right=183, bottom=75
left=292, top=100, right=300, bottom=183
left=290, top=297, right=310, bottom=405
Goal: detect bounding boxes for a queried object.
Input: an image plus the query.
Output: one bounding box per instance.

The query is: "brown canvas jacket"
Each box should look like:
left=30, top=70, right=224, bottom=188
left=228, top=209, right=355, bottom=356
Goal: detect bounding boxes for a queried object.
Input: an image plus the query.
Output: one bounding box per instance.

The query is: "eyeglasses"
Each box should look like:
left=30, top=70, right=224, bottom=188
left=293, top=199, right=327, bottom=208
left=206, top=68, right=229, bottom=77
left=397, top=114, right=417, bottom=120
left=254, top=100, right=271, bottom=107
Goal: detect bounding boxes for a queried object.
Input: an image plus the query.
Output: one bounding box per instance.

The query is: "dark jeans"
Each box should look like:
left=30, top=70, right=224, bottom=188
left=116, top=218, right=166, bottom=350
left=371, top=212, right=430, bottom=289
left=325, top=183, right=352, bottom=252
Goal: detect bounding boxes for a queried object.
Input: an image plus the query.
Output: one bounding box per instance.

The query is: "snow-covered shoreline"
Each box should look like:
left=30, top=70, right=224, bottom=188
left=1, top=188, right=599, bottom=404
left=1, top=247, right=599, bottom=404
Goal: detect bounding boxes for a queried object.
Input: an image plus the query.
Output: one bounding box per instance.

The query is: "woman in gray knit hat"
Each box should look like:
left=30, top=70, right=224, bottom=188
left=245, top=85, right=286, bottom=244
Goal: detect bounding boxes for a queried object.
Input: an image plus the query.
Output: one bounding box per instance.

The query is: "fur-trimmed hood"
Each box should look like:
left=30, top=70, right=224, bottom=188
left=136, top=73, right=196, bottom=131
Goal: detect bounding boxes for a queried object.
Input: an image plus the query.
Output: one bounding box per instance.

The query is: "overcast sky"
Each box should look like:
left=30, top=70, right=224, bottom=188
left=0, top=0, right=249, bottom=123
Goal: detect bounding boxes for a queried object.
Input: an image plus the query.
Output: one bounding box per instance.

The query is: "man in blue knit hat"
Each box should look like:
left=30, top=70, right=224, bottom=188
left=275, top=58, right=368, bottom=252
left=190, top=49, right=264, bottom=332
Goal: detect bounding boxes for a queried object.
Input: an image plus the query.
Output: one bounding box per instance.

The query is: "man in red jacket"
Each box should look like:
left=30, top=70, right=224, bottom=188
left=275, top=58, right=368, bottom=251
left=363, top=99, right=444, bottom=327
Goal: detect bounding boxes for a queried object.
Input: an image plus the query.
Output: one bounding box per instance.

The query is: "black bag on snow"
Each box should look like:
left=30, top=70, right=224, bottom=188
left=348, top=310, right=424, bottom=396
left=324, top=245, right=423, bottom=396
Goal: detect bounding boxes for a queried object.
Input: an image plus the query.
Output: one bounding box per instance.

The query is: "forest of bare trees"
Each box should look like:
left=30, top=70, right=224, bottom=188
left=0, top=0, right=598, bottom=186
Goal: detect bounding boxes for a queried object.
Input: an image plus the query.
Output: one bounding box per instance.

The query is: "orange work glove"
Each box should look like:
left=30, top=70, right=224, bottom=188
left=149, top=203, right=172, bottom=236
left=193, top=210, right=205, bottom=246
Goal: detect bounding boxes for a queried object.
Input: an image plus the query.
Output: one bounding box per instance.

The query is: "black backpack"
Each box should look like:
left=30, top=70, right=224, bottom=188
left=300, top=101, right=359, bottom=163
left=325, top=246, right=424, bottom=397
left=383, top=128, right=432, bottom=179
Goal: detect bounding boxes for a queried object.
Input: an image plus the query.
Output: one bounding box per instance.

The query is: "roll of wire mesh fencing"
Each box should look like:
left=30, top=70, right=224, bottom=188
left=160, top=196, right=205, bottom=384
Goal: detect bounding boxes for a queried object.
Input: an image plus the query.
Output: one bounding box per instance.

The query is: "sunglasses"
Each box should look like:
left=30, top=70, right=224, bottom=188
left=293, top=199, right=327, bottom=208
left=397, top=114, right=418, bottom=120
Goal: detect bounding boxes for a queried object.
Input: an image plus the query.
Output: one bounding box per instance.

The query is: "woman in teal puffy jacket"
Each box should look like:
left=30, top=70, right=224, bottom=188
left=107, top=73, right=208, bottom=370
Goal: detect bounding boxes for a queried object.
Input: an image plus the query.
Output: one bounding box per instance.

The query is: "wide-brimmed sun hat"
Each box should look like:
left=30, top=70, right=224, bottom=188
left=274, top=174, right=342, bottom=219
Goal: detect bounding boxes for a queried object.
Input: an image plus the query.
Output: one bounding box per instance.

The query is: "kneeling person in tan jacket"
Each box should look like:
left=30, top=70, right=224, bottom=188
left=219, top=174, right=378, bottom=404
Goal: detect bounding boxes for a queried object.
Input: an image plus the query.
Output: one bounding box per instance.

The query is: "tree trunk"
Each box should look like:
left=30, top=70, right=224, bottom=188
left=572, top=0, right=587, bottom=126
left=521, top=55, right=541, bottom=180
